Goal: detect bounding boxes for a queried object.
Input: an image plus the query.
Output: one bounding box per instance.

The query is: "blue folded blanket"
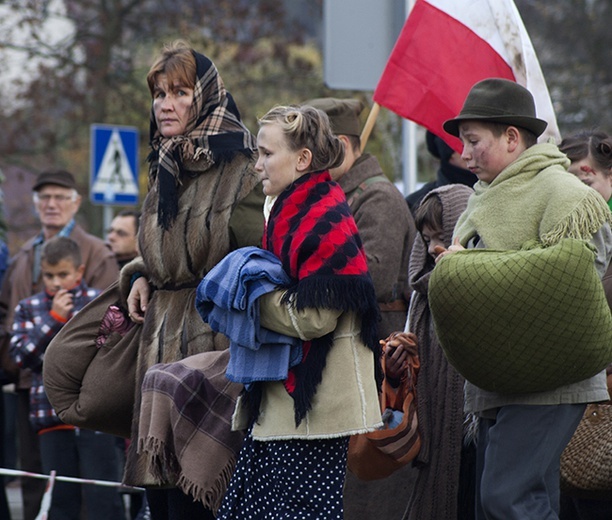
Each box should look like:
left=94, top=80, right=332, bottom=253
left=196, top=246, right=302, bottom=386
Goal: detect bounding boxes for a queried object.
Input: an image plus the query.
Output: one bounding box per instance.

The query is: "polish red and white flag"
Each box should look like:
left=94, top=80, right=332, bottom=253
left=373, top=0, right=560, bottom=152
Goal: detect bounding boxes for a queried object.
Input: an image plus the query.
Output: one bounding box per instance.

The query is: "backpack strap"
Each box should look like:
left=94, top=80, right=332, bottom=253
left=346, top=175, right=389, bottom=206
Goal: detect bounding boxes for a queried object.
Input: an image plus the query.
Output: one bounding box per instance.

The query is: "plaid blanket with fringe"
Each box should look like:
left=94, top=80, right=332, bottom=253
left=138, top=349, right=245, bottom=512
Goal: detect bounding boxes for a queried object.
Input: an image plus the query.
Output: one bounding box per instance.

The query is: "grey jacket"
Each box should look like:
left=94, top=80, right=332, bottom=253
left=338, top=153, right=416, bottom=338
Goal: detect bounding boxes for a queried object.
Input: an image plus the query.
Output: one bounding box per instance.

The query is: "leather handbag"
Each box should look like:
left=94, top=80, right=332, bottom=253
left=347, top=332, right=421, bottom=480
left=43, top=281, right=140, bottom=438
left=560, top=403, right=612, bottom=499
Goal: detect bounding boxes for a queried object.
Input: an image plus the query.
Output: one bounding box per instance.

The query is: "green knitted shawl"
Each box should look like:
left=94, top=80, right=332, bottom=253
left=454, top=143, right=612, bottom=249
left=431, top=144, right=612, bottom=393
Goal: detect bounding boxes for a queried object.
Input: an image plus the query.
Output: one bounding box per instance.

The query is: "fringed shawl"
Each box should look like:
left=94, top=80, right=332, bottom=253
left=137, top=350, right=244, bottom=513
left=148, top=51, right=256, bottom=230
left=454, top=143, right=612, bottom=249
left=263, top=170, right=380, bottom=425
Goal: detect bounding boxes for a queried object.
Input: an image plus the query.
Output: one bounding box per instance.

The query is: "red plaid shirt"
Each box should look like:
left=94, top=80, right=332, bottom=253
left=9, top=281, right=100, bottom=431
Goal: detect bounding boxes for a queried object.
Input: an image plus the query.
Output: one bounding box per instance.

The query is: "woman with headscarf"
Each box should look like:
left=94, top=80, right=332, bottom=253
left=44, top=39, right=264, bottom=520
left=121, top=40, right=264, bottom=519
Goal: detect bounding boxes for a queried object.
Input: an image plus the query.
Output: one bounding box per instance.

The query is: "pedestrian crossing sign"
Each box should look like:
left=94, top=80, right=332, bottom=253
left=90, top=124, right=139, bottom=205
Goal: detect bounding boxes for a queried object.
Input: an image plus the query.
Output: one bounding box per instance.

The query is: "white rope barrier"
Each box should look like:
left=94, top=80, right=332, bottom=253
left=4, top=467, right=145, bottom=519
left=1, top=467, right=143, bottom=490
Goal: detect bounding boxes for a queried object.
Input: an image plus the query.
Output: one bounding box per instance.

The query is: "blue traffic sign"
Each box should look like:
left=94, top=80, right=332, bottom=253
left=90, top=124, right=139, bottom=205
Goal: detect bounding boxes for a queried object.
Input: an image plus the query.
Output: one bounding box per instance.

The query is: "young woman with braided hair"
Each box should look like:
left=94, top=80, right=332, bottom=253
left=559, top=129, right=612, bottom=520
left=215, top=105, right=382, bottom=519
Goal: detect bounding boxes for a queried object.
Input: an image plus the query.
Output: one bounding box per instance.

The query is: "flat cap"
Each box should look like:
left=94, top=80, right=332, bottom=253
left=32, top=170, right=77, bottom=191
left=304, top=98, right=364, bottom=137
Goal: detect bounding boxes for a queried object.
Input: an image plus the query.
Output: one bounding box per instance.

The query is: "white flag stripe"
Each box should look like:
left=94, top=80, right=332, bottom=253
left=426, top=0, right=514, bottom=64
left=425, top=0, right=560, bottom=142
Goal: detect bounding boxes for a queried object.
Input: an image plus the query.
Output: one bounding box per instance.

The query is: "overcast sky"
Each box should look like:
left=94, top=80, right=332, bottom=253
left=0, top=0, right=74, bottom=98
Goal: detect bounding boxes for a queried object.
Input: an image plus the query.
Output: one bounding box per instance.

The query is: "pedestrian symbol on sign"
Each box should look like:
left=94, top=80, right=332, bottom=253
left=90, top=124, right=139, bottom=206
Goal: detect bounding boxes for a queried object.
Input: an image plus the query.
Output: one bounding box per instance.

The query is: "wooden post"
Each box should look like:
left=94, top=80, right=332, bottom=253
left=360, top=102, right=380, bottom=152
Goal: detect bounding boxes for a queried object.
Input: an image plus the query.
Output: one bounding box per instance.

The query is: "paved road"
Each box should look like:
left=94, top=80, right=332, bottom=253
left=6, top=482, right=23, bottom=520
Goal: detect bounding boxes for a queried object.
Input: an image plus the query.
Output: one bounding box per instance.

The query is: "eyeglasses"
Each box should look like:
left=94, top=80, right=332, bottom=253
left=106, top=228, right=131, bottom=238
left=34, top=193, right=78, bottom=204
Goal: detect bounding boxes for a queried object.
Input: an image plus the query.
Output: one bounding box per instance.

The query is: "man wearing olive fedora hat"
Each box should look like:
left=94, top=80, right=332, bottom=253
left=442, top=77, right=548, bottom=139
left=436, top=78, right=612, bottom=519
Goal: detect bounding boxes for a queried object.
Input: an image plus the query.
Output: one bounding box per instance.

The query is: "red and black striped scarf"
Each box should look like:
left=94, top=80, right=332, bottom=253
left=263, top=170, right=380, bottom=426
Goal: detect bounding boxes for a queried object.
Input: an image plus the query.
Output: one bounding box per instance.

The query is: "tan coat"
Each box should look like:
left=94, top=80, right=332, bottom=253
left=233, top=290, right=382, bottom=440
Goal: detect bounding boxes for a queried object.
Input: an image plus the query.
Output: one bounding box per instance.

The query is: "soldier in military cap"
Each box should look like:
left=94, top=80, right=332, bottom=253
left=306, top=97, right=416, bottom=340
left=305, top=98, right=417, bottom=520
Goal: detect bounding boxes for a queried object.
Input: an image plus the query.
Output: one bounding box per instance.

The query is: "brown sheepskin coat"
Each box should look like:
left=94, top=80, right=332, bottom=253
left=119, top=153, right=264, bottom=488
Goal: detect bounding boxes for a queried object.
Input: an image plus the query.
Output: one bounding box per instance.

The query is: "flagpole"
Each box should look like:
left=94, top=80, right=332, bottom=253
left=404, top=0, right=418, bottom=197
left=360, top=102, right=380, bottom=153
left=403, top=120, right=418, bottom=197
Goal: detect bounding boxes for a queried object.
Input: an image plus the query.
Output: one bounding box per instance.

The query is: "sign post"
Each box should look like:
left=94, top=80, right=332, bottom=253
left=323, top=0, right=416, bottom=195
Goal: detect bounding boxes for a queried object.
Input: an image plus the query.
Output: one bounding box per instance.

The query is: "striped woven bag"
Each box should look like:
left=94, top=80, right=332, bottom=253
left=347, top=331, right=421, bottom=480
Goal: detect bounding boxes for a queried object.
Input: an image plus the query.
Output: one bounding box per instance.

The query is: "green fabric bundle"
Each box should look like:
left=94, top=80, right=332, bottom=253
left=429, top=239, right=612, bottom=394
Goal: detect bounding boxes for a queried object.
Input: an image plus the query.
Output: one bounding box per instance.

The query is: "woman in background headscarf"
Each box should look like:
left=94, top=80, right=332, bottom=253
left=559, top=129, right=612, bottom=520
left=402, top=184, right=475, bottom=520
left=405, top=131, right=476, bottom=215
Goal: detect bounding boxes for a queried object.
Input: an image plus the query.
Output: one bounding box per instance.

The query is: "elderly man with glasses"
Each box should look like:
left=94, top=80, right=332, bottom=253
left=0, top=170, right=119, bottom=520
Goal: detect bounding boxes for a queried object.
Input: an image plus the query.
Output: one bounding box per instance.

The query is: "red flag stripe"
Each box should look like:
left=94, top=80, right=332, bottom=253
left=373, top=0, right=560, bottom=153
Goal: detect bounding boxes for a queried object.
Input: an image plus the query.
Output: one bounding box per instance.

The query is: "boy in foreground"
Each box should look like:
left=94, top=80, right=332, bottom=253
left=9, top=236, right=123, bottom=520
left=437, top=78, right=612, bottom=519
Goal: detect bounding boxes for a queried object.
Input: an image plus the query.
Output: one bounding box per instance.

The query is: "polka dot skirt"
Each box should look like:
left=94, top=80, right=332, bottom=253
left=217, top=431, right=349, bottom=519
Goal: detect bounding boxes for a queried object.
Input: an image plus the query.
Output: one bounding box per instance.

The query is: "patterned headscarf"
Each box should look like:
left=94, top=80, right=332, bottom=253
left=148, top=51, right=256, bottom=230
